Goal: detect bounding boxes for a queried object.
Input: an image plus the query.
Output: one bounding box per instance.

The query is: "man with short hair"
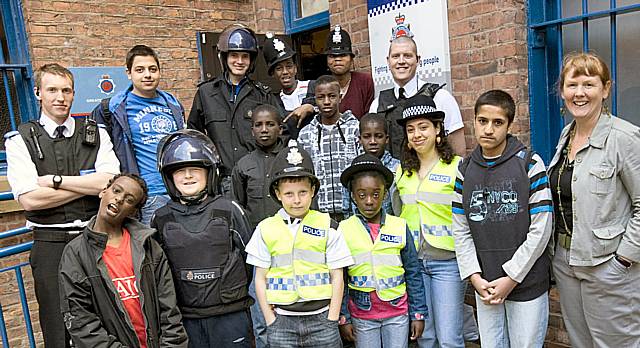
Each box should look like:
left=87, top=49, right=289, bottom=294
left=5, top=63, right=120, bottom=347
left=326, top=25, right=375, bottom=119
left=370, top=36, right=467, bottom=156
left=91, top=44, right=185, bottom=225
left=188, top=24, right=283, bottom=197
left=262, top=33, right=316, bottom=139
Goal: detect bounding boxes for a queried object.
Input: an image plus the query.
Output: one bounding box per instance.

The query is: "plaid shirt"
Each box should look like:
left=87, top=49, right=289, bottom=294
left=342, top=151, right=401, bottom=217
left=298, top=111, right=361, bottom=214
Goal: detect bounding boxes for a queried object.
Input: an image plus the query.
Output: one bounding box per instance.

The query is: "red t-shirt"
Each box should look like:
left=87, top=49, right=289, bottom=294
left=103, top=228, right=148, bottom=348
left=340, top=71, right=374, bottom=119
left=348, top=222, right=409, bottom=320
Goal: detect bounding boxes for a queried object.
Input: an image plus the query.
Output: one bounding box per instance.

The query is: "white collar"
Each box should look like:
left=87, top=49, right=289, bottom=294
left=39, top=114, right=75, bottom=138
left=393, top=74, right=420, bottom=99
left=277, top=208, right=302, bottom=226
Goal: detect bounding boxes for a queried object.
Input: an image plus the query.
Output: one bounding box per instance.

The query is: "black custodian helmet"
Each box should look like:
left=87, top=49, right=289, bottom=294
left=262, top=32, right=296, bottom=75
left=269, top=140, right=319, bottom=203
left=157, top=129, right=221, bottom=201
left=217, top=24, right=259, bottom=73
left=325, top=25, right=354, bottom=56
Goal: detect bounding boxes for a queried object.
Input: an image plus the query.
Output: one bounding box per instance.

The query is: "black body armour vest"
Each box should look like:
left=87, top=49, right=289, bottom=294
left=377, top=83, right=443, bottom=159
left=153, top=197, right=251, bottom=318
left=18, top=119, right=100, bottom=224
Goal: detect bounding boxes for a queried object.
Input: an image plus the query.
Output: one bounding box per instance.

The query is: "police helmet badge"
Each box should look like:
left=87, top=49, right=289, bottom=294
left=287, top=147, right=303, bottom=166
left=98, top=74, right=116, bottom=95
left=273, top=38, right=286, bottom=56
left=332, top=25, right=342, bottom=44
left=391, top=14, right=414, bottom=41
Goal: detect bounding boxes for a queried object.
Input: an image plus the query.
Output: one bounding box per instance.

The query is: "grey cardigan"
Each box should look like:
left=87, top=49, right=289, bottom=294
left=548, top=114, right=640, bottom=266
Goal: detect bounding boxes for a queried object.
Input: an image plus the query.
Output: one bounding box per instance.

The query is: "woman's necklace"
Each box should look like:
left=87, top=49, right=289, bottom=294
left=340, top=76, right=351, bottom=98
left=418, top=157, right=439, bottom=180
left=556, top=126, right=576, bottom=234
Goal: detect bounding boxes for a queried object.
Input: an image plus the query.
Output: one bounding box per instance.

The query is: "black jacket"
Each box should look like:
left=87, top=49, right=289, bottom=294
left=187, top=76, right=284, bottom=176
left=59, top=217, right=188, bottom=348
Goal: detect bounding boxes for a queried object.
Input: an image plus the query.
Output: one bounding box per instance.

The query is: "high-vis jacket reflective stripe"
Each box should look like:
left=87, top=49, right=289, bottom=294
left=340, top=215, right=407, bottom=301
left=260, top=211, right=333, bottom=305
left=395, top=156, right=461, bottom=251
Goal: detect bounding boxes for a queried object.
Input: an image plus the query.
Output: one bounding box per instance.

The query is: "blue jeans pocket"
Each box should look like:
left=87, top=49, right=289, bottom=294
left=349, top=289, right=372, bottom=311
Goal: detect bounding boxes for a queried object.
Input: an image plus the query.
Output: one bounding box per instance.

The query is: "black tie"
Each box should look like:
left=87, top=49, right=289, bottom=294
left=399, top=87, right=406, bottom=100
left=55, top=125, right=66, bottom=139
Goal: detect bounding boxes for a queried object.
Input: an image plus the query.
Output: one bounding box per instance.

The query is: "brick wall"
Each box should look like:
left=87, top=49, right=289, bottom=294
left=21, top=0, right=285, bottom=116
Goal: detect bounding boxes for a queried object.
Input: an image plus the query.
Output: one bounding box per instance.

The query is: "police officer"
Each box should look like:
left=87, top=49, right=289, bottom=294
left=262, top=32, right=316, bottom=139
left=4, top=63, right=120, bottom=348
left=188, top=24, right=284, bottom=197
left=152, top=129, right=254, bottom=347
left=369, top=36, right=466, bottom=156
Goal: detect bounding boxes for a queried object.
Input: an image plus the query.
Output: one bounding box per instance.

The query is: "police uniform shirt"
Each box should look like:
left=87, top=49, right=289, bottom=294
left=369, top=75, right=465, bottom=135
left=5, top=114, right=121, bottom=228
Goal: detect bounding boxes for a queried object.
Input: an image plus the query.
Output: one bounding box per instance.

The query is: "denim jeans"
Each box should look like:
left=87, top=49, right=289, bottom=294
left=418, top=258, right=465, bottom=348
left=475, top=291, right=548, bottom=348
left=248, top=273, right=268, bottom=348
left=352, top=314, right=409, bottom=348
left=183, top=310, right=252, bottom=348
left=267, top=311, right=341, bottom=348
left=140, top=194, right=171, bottom=226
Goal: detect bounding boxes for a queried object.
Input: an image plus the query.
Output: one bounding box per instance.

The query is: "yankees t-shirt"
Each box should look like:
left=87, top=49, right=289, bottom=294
left=127, top=93, right=178, bottom=195
left=103, top=228, right=147, bottom=348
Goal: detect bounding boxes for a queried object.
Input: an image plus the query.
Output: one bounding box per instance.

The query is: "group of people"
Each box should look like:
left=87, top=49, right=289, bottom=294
left=3, top=20, right=639, bottom=348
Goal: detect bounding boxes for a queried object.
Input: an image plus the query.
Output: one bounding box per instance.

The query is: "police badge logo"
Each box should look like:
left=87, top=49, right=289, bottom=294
left=186, top=270, right=194, bottom=281
left=332, top=25, right=342, bottom=44
left=287, top=147, right=303, bottom=165
left=97, top=74, right=116, bottom=95
left=273, top=38, right=285, bottom=52
left=390, top=14, right=414, bottom=41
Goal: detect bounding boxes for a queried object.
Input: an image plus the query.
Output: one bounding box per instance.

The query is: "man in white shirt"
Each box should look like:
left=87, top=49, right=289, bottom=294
left=262, top=33, right=316, bottom=139
left=4, top=63, right=119, bottom=348
left=370, top=36, right=466, bottom=155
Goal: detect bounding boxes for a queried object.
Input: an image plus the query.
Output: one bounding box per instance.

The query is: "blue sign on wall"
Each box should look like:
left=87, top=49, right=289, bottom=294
left=69, top=67, right=130, bottom=117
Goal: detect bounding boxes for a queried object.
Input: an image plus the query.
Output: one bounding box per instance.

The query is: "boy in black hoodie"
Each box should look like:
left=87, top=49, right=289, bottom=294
left=452, top=90, right=553, bottom=347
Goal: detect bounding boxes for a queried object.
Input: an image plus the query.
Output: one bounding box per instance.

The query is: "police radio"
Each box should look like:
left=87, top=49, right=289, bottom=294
left=83, top=115, right=98, bottom=146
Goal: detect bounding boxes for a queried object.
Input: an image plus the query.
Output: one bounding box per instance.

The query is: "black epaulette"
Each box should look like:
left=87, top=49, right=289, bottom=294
left=197, top=76, right=219, bottom=87
left=253, top=81, right=272, bottom=94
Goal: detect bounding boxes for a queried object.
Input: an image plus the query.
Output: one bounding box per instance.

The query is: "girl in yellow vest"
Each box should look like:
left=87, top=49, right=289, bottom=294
left=245, top=141, right=354, bottom=347
left=337, top=153, right=427, bottom=348
left=392, top=94, right=465, bottom=348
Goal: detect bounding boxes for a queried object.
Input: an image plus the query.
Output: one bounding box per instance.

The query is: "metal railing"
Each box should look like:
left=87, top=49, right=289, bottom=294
left=0, top=191, right=35, bottom=347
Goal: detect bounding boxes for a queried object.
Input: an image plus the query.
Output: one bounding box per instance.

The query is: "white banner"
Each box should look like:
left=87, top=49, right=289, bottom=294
left=367, top=0, right=452, bottom=94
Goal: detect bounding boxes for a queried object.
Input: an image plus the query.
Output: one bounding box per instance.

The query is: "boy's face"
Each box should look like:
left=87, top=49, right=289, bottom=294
left=315, top=82, right=341, bottom=120
left=227, top=51, right=251, bottom=79
left=172, top=166, right=208, bottom=197
left=128, top=55, right=160, bottom=97
left=252, top=111, right=281, bottom=148
left=474, top=105, right=510, bottom=157
left=98, top=176, right=144, bottom=225
left=351, top=175, right=385, bottom=223
left=275, top=179, right=314, bottom=219
left=273, top=58, right=297, bottom=90
left=360, top=121, right=388, bottom=158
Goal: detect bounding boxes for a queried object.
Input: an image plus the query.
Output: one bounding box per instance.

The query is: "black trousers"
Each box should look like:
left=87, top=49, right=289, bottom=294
left=30, top=238, right=76, bottom=348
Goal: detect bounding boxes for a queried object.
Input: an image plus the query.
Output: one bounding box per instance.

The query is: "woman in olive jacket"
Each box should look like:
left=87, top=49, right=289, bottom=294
left=548, top=52, right=640, bottom=348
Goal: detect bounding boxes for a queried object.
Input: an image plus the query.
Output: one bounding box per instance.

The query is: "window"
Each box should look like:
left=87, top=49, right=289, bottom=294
left=527, top=0, right=640, bottom=162
left=283, top=0, right=330, bottom=34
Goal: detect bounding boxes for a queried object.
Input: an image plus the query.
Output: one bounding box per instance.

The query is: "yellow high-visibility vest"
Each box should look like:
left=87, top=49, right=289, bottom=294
left=395, top=156, right=461, bottom=251
left=260, top=210, right=333, bottom=305
left=340, top=215, right=407, bottom=301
